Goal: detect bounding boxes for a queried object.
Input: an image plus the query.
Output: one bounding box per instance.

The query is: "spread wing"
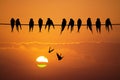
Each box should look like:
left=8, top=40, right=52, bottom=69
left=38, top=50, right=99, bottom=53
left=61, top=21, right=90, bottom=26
left=56, top=53, right=63, bottom=60
left=48, top=47, right=54, bottom=53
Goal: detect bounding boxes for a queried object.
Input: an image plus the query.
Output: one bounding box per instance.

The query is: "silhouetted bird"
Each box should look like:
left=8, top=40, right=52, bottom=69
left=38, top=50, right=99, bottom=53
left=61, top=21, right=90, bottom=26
left=45, top=18, right=55, bottom=32
left=29, top=18, right=34, bottom=32
left=87, top=18, right=93, bottom=33
left=10, top=18, right=15, bottom=32
left=48, top=47, right=54, bottom=53
left=61, top=18, right=67, bottom=34
left=77, top=18, right=82, bottom=32
left=105, top=18, right=112, bottom=32
left=68, top=18, right=74, bottom=32
left=38, top=18, right=43, bottom=32
left=56, top=53, right=63, bottom=60
left=16, top=18, right=22, bottom=32
left=96, top=18, right=101, bottom=33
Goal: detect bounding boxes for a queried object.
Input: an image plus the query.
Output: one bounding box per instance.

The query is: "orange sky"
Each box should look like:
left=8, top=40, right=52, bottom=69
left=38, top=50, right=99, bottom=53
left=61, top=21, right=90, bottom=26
left=0, top=42, right=120, bottom=80
left=0, top=0, right=120, bottom=23
left=0, top=0, right=120, bottom=80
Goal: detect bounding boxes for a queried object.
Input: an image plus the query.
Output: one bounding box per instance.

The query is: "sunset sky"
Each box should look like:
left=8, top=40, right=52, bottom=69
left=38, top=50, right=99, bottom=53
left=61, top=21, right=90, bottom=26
left=0, top=0, right=120, bottom=80
left=0, top=0, right=120, bottom=23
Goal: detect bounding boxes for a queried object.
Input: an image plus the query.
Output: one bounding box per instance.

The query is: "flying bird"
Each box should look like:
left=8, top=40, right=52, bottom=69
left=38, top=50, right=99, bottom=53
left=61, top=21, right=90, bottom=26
left=48, top=47, right=54, bottom=53
left=56, top=53, right=63, bottom=60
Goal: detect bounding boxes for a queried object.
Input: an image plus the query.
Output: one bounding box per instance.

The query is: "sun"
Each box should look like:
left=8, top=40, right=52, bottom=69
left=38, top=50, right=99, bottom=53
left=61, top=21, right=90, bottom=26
left=36, top=56, right=48, bottom=68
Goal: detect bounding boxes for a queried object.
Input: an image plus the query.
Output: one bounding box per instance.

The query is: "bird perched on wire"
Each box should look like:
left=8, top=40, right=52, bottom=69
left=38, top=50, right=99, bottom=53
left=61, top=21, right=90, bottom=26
left=61, top=18, right=67, bottom=34
left=45, top=18, right=55, bottom=32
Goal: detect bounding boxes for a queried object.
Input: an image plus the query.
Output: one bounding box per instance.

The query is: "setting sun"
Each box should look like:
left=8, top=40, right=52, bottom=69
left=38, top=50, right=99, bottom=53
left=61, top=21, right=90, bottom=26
left=0, top=0, right=120, bottom=80
left=36, top=56, right=48, bottom=68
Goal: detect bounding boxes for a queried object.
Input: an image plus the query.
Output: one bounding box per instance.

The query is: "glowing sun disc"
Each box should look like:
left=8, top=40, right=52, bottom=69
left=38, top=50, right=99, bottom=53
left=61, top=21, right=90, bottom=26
left=37, top=64, right=47, bottom=68
left=36, top=56, right=48, bottom=62
left=36, top=56, right=48, bottom=68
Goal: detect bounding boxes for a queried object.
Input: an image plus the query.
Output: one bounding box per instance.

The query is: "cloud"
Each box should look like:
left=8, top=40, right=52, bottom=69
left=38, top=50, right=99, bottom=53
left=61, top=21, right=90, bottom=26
left=0, top=41, right=81, bottom=49
left=0, top=41, right=120, bottom=50
left=0, top=41, right=120, bottom=80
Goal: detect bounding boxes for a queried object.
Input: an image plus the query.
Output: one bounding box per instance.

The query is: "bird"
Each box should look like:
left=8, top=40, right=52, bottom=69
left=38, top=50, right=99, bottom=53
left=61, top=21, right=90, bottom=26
left=61, top=18, right=67, bottom=34
left=87, top=18, right=93, bottom=33
left=56, top=53, right=63, bottom=60
left=45, top=18, right=55, bottom=32
left=68, top=18, right=74, bottom=32
left=48, top=47, right=54, bottom=53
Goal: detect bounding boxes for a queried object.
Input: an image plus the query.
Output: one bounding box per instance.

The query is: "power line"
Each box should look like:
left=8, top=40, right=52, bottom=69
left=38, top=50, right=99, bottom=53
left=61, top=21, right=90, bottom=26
left=0, top=23, right=120, bottom=26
